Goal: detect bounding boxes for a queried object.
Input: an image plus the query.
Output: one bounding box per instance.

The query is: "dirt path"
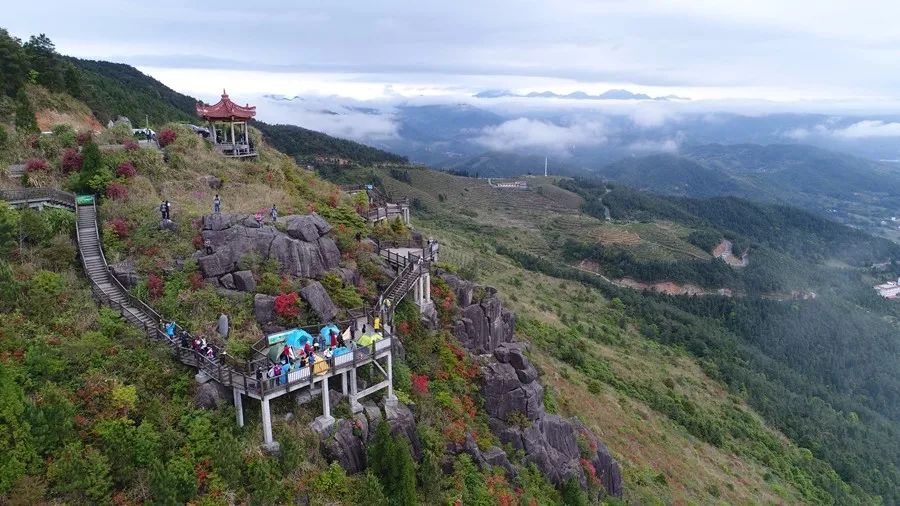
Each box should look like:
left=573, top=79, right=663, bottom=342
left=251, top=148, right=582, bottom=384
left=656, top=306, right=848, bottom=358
left=713, top=239, right=748, bottom=267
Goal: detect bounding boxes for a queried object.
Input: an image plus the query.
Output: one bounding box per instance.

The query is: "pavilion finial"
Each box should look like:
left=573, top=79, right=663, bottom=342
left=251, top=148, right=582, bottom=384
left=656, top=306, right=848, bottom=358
left=222, top=88, right=228, bottom=98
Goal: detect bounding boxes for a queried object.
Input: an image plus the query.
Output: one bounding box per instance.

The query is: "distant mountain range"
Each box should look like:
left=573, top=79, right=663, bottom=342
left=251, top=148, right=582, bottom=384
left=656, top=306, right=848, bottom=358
left=473, top=88, right=688, bottom=101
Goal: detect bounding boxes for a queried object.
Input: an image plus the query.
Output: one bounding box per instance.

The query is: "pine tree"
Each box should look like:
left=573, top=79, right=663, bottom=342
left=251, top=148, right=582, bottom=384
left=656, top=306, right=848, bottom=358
left=391, top=437, right=417, bottom=505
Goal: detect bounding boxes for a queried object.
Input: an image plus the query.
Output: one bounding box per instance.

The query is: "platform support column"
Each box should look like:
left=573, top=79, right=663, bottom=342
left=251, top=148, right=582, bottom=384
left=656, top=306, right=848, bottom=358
left=261, top=397, right=274, bottom=448
left=233, top=388, right=244, bottom=427
left=341, top=371, right=348, bottom=395
left=387, top=352, right=396, bottom=401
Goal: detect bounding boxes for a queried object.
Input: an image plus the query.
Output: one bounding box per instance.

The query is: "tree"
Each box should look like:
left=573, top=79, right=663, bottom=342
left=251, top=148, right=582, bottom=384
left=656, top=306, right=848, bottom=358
left=0, top=29, right=27, bottom=97
left=368, top=421, right=418, bottom=505
left=63, top=64, right=81, bottom=97
left=14, top=88, right=37, bottom=133
left=23, top=34, right=63, bottom=91
left=0, top=366, right=36, bottom=494
left=46, top=443, right=112, bottom=503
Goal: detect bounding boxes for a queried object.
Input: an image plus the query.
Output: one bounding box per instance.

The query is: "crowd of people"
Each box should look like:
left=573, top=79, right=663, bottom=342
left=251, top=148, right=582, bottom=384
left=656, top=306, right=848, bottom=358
left=165, top=320, right=218, bottom=360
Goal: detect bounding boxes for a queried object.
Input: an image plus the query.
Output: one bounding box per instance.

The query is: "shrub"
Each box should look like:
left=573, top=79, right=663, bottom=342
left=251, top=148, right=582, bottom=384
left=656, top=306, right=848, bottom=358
left=115, top=161, right=136, bottom=178
left=147, top=273, right=164, bottom=299
left=274, top=292, right=300, bottom=319
left=109, top=218, right=130, bottom=239
left=123, top=139, right=139, bottom=151
left=24, top=158, right=48, bottom=172
left=158, top=128, right=177, bottom=147
left=105, top=182, right=128, bottom=200
left=60, top=148, right=83, bottom=173
left=75, top=131, right=92, bottom=146
left=411, top=373, right=429, bottom=396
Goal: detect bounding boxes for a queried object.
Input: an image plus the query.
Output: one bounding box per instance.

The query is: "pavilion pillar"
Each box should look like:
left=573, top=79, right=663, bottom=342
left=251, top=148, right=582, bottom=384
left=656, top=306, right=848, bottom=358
left=233, top=388, right=244, bottom=427
left=230, top=120, right=236, bottom=149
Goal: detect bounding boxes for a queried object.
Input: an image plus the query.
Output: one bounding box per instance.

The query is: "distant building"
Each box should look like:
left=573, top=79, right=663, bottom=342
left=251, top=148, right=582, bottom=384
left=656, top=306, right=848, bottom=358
left=488, top=178, right=528, bottom=189
left=874, top=278, right=900, bottom=299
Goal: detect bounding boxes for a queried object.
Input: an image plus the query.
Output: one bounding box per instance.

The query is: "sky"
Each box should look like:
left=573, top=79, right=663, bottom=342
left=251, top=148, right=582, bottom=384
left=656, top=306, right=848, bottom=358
left=7, top=0, right=900, bottom=105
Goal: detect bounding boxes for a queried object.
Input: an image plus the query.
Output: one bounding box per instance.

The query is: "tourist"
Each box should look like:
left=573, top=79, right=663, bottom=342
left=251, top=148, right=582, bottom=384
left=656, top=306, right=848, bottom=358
left=299, top=354, right=307, bottom=367
left=255, top=366, right=263, bottom=384
left=279, top=361, right=288, bottom=384
left=303, top=340, right=313, bottom=356
left=374, top=316, right=381, bottom=332
left=281, top=343, right=294, bottom=362
left=273, top=362, right=282, bottom=385
left=159, top=201, right=167, bottom=220
left=350, top=324, right=357, bottom=342
left=308, top=353, right=316, bottom=370
left=206, top=347, right=214, bottom=360
left=330, top=330, right=338, bottom=348
left=179, top=330, right=189, bottom=348
left=164, top=320, right=176, bottom=338
left=270, top=204, right=278, bottom=222
left=213, top=194, right=221, bottom=213
left=324, top=347, right=333, bottom=360
left=337, top=332, right=346, bottom=348
left=163, top=200, right=171, bottom=220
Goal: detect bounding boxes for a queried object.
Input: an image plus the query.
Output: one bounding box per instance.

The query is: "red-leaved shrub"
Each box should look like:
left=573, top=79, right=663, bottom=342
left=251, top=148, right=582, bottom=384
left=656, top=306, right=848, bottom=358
left=76, top=131, right=92, bottom=146
left=106, top=182, right=128, bottom=200
left=24, top=158, right=48, bottom=173
left=189, top=272, right=204, bottom=290
left=158, top=128, right=177, bottom=147
left=411, top=373, right=429, bottom=396
left=60, top=148, right=83, bottom=173
left=116, top=161, right=136, bottom=178
left=398, top=321, right=411, bottom=336
left=147, top=273, right=164, bottom=299
left=123, top=140, right=139, bottom=151
left=274, top=292, right=300, bottom=319
left=109, top=217, right=130, bottom=238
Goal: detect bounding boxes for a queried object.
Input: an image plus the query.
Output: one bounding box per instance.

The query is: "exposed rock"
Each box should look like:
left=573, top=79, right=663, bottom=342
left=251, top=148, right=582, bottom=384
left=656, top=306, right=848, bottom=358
left=194, top=381, right=229, bottom=410
left=159, top=219, right=178, bottom=232
left=321, top=419, right=366, bottom=474
left=300, top=281, right=338, bottom=322
left=384, top=399, right=422, bottom=459
left=571, top=419, right=624, bottom=498
left=216, top=289, right=248, bottom=303
left=443, top=275, right=515, bottom=354
left=363, top=401, right=383, bottom=440
left=199, top=212, right=338, bottom=280
left=254, top=293, right=276, bottom=325
left=109, top=261, right=139, bottom=288
left=199, top=175, right=223, bottom=189
left=232, top=270, right=256, bottom=292
left=219, top=273, right=235, bottom=290
left=483, top=446, right=517, bottom=479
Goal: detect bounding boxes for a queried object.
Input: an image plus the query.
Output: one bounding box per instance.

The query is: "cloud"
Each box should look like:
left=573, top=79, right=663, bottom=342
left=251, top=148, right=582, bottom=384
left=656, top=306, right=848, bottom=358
left=474, top=118, right=606, bottom=154
left=831, top=120, right=900, bottom=139
left=782, top=120, right=900, bottom=140
left=259, top=95, right=399, bottom=141
left=627, top=138, right=680, bottom=153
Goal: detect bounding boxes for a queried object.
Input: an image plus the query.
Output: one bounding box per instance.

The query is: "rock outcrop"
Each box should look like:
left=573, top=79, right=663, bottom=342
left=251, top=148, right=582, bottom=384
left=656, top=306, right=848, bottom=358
left=439, top=271, right=515, bottom=354
left=109, top=260, right=139, bottom=288
left=484, top=341, right=622, bottom=495
left=197, top=212, right=339, bottom=283
left=300, top=281, right=339, bottom=322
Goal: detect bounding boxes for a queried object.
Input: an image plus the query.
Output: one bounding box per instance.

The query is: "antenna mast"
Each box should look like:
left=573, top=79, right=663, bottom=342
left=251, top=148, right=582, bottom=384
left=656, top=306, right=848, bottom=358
left=544, top=157, right=548, bottom=177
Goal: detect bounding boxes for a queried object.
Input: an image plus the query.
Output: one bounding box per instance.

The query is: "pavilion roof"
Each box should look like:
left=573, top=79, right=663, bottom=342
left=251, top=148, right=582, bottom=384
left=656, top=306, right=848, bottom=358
left=196, top=90, right=257, bottom=121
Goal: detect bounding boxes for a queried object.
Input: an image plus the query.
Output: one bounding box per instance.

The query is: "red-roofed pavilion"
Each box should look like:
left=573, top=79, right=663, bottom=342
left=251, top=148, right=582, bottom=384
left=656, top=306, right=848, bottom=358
left=196, top=90, right=257, bottom=158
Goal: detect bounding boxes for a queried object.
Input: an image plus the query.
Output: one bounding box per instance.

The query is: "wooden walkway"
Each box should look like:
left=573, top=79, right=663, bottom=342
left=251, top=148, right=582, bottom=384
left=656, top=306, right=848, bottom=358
left=2, top=187, right=438, bottom=448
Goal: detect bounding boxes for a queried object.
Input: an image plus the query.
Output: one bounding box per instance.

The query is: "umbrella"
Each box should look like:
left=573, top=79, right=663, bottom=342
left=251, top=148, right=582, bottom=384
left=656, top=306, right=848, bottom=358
left=357, top=332, right=384, bottom=347
left=319, top=323, right=339, bottom=340
left=333, top=347, right=350, bottom=357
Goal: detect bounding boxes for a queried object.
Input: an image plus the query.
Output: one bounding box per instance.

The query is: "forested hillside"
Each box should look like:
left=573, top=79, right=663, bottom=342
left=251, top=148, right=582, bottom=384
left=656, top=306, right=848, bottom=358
left=362, top=167, right=900, bottom=504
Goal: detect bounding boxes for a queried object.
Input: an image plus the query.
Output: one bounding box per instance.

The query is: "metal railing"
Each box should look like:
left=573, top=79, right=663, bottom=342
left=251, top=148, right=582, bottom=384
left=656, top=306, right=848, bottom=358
left=0, top=187, right=76, bottom=209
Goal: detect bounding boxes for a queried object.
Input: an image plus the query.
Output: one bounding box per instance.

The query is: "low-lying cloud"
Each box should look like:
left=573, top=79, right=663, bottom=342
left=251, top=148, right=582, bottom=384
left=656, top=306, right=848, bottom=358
left=786, top=120, right=900, bottom=140
left=474, top=118, right=606, bottom=154
left=258, top=95, right=399, bottom=141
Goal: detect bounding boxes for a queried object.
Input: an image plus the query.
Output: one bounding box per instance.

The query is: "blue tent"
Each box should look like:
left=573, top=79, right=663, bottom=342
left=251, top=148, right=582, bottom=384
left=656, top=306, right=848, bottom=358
left=319, top=324, right=340, bottom=340
left=285, top=329, right=313, bottom=348
left=332, top=346, right=350, bottom=357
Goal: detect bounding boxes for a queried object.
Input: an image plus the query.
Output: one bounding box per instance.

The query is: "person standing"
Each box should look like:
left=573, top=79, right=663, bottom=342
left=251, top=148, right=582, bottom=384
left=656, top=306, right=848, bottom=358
left=164, top=200, right=171, bottom=220
left=213, top=194, right=221, bottom=214
left=159, top=201, right=167, bottom=221
left=270, top=204, right=278, bottom=222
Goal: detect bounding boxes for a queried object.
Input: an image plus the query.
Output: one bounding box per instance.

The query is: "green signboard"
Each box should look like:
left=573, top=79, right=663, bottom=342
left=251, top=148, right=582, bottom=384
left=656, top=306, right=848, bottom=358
left=76, top=195, right=95, bottom=205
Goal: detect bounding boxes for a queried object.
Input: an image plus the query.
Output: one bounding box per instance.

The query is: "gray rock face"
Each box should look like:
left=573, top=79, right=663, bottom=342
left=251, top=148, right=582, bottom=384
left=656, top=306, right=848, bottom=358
left=194, top=381, right=229, bottom=410
left=232, top=270, right=256, bottom=292
left=109, top=261, right=139, bottom=288
left=321, top=419, right=366, bottom=474
left=384, top=399, right=422, bottom=460
left=300, top=281, right=338, bottom=322
left=199, top=175, right=222, bottom=189
left=159, top=219, right=178, bottom=232
left=441, top=273, right=515, bottom=354
left=219, top=273, right=235, bottom=290
left=254, top=293, right=276, bottom=325
left=198, top=212, right=338, bottom=280
left=481, top=345, right=623, bottom=495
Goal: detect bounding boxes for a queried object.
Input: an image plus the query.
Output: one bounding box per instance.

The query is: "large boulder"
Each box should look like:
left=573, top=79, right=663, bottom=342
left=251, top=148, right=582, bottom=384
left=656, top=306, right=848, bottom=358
left=109, top=261, right=139, bottom=288
left=254, top=293, right=276, bottom=325
left=384, top=400, right=422, bottom=459
left=300, top=281, right=338, bottom=322
left=194, top=381, right=230, bottom=410
left=446, top=280, right=515, bottom=354
left=232, top=270, right=257, bottom=292
left=199, top=212, right=338, bottom=280
left=320, top=419, right=366, bottom=474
